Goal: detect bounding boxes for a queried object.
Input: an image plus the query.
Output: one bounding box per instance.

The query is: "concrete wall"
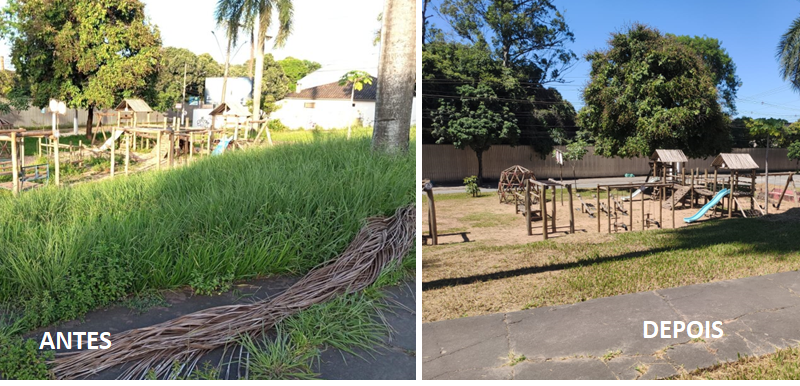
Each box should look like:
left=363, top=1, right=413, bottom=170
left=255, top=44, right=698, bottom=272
left=271, top=99, right=376, bottom=129
left=422, top=144, right=797, bottom=183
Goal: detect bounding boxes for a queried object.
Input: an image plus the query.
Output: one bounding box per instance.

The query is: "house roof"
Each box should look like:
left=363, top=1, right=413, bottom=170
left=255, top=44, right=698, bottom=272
left=285, top=77, right=378, bottom=101
left=711, top=153, right=760, bottom=170
left=115, top=99, right=153, bottom=112
left=650, top=149, right=688, bottom=163
left=209, top=102, right=251, bottom=117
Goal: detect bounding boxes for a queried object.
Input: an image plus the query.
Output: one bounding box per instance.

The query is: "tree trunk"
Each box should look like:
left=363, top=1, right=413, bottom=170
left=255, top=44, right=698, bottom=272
left=86, top=105, right=94, bottom=140
left=476, top=149, right=484, bottom=186
left=372, top=0, right=415, bottom=153
left=765, top=136, right=769, bottom=215
left=422, top=0, right=428, bottom=44
left=248, top=29, right=255, bottom=80
left=252, top=17, right=265, bottom=121
left=221, top=38, right=232, bottom=104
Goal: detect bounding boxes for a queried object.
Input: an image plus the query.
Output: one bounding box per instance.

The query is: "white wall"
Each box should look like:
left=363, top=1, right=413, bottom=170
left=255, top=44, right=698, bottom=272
left=272, top=97, right=418, bottom=130
left=271, top=99, right=375, bottom=130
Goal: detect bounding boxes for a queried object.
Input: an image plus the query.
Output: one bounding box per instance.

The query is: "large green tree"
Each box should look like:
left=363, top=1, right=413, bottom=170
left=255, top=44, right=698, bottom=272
left=437, top=0, right=577, bottom=83
left=277, top=56, right=320, bottom=92
left=149, top=47, right=222, bottom=112
left=229, top=53, right=290, bottom=117
left=577, top=24, right=730, bottom=159
left=669, top=34, right=741, bottom=115
left=425, top=42, right=524, bottom=183
left=1, top=0, right=162, bottom=138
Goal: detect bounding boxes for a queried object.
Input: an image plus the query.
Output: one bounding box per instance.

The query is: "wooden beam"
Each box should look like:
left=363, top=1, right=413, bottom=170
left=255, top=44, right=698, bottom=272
left=525, top=179, right=532, bottom=236
left=567, top=184, right=574, bottom=234
left=551, top=185, right=556, bottom=233
left=541, top=183, right=547, bottom=240
left=10, top=132, right=18, bottom=195
left=110, top=128, right=116, bottom=177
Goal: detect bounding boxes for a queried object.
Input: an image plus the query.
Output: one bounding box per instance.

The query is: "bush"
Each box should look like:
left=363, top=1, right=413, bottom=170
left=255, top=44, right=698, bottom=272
left=464, top=176, right=481, bottom=197
left=268, top=119, right=289, bottom=133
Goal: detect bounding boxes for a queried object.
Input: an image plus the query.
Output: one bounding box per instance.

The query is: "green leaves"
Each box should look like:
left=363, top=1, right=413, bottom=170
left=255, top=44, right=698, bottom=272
left=578, top=24, right=730, bottom=159
left=3, top=0, right=161, bottom=111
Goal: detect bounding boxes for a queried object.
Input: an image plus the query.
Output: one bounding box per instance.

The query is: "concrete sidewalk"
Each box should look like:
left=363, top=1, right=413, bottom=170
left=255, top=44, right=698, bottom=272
left=422, top=270, right=800, bottom=380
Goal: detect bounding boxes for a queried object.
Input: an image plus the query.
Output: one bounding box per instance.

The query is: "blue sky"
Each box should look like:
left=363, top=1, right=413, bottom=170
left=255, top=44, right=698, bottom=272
left=428, top=0, right=800, bottom=120
left=0, top=0, right=383, bottom=82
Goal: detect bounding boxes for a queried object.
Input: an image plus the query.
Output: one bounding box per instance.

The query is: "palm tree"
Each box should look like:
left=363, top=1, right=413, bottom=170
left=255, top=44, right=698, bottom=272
left=338, top=70, right=373, bottom=139
left=215, top=0, right=293, bottom=120
left=778, top=16, right=800, bottom=92
left=373, top=0, right=415, bottom=153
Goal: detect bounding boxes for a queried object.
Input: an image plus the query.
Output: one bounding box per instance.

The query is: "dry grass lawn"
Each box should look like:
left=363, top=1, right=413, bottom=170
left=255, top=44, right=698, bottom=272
left=422, top=188, right=800, bottom=323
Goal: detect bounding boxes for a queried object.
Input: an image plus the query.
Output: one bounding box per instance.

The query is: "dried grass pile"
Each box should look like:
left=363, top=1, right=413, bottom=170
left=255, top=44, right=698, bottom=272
left=50, top=204, right=416, bottom=379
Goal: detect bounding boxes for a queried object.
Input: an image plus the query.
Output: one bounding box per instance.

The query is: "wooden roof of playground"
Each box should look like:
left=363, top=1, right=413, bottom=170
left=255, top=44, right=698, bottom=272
left=650, top=149, right=688, bottom=163
left=209, top=102, right=251, bottom=117
left=712, top=153, right=759, bottom=170
left=115, top=99, right=153, bottom=112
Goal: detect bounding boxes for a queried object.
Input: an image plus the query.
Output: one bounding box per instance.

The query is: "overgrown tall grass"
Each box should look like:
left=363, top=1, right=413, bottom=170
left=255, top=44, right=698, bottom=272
left=0, top=135, right=415, bottom=329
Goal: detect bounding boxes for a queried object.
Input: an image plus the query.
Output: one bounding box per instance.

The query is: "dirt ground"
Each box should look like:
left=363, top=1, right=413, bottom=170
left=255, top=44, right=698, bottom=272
left=421, top=185, right=799, bottom=323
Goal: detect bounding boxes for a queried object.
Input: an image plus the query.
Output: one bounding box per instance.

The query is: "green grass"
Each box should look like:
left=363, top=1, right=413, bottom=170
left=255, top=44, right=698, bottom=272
left=21, top=135, right=87, bottom=157
left=0, top=135, right=414, bottom=331
left=673, top=345, right=800, bottom=380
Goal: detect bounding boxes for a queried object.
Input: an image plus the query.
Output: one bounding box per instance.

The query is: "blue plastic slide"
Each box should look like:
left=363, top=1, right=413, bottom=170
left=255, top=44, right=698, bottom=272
left=684, top=189, right=730, bottom=223
left=212, top=136, right=233, bottom=156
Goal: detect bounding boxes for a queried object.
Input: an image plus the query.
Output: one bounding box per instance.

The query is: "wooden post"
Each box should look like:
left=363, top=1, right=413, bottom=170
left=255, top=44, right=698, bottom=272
left=117, top=112, right=121, bottom=129
left=10, top=132, right=18, bottom=195
left=659, top=184, right=663, bottom=226
left=541, top=183, right=548, bottom=240
left=525, top=180, right=532, bottom=236
left=124, top=133, right=130, bottom=176
left=189, top=132, right=194, bottom=163
left=567, top=184, right=574, bottom=234
left=551, top=185, right=556, bottom=233
left=607, top=188, right=611, bottom=234
left=690, top=169, right=695, bottom=208
left=156, top=131, right=162, bottom=171
left=110, top=128, right=116, bottom=177
left=728, top=176, right=733, bottom=218
left=425, top=184, right=438, bottom=246
left=641, top=187, right=645, bottom=230
left=629, top=187, right=633, bottom=230
left=672, top=185, right=675, bottom=228
left=752, top=170, right=757, bottom=210
left=207, top=130, right=213, bottom=156
left=681, top=163, right=685, bottom=185
left=38, top=137, right=42, bottom=157
left=596, top=185, right=601, bottom=232
left=53, top=135, right=60, bottom=186
left=168, top=130, right=174, bottom=168
left=19, top=138, right=25, bottom=168
left=713, top=167, right=718, bottom=192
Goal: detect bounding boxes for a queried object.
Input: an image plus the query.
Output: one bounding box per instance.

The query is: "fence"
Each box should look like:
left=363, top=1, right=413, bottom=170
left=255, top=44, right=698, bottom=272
left=422, top=145, right=797, bottom=183
left=0, top=105, right=207, bottom=129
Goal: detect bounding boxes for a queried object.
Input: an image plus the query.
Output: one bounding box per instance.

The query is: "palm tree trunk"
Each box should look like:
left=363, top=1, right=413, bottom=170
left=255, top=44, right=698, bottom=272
left=372, top=0, right=415, bottom=153
left=252, top=17, right=264, bottom=123
left=248, top=29, right=255, bottom=80
left=221, top=38, right=232, bottom=104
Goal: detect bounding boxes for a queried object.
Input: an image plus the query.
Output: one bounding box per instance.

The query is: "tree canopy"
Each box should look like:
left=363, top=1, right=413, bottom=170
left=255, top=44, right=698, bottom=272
left=148, top=47, right=222, bottom=112
left=778, top=15, right=800, bottom=93
left=577, top=24, right=730, bottom=159
left=277, top=57, right=320, bottom=92
left=669, top=34, right=741, bottom=115
left=437, top=0, right=577, bottom=83
left=1, top=0, right=162, bottom=136
left=230, top=54, right=290, bottom=116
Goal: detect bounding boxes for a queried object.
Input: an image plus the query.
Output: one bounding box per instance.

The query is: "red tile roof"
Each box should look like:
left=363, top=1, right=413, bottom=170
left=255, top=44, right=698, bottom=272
left=286, top=77, right=377, bottom=101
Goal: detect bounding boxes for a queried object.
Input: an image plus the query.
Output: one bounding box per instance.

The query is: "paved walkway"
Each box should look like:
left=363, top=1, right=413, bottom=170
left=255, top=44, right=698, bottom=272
left=422, top=271, right=800, bottom=380
left=32, top=278, right=415, bottom=380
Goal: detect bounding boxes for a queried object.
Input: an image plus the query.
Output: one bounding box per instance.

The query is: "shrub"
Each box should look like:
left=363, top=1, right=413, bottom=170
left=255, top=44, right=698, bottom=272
left=464, top=176, right=481, bottom=197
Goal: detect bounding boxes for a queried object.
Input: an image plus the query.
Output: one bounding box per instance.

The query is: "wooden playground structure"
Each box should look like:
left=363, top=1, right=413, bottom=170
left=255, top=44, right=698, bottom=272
left=0, top=98, right=276, bottom=196
left=507, top=150, right=796, bottom=241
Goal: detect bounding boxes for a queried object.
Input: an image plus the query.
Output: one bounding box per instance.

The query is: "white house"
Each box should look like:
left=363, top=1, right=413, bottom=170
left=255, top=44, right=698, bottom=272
left=271, top=77, right=417, bottom=130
